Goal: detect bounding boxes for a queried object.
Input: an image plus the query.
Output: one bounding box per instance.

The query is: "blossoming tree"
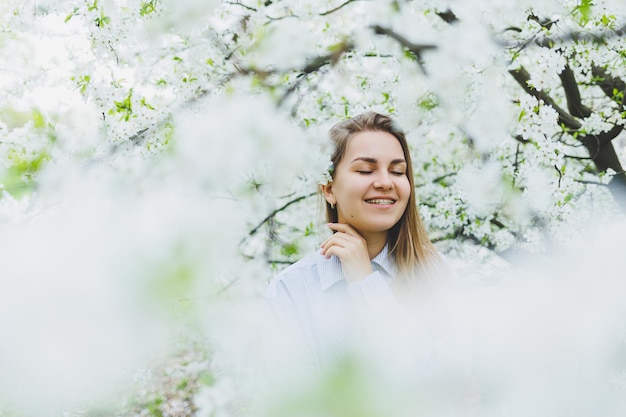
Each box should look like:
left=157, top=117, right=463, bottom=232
left=1, top=0, right=626, bottom=415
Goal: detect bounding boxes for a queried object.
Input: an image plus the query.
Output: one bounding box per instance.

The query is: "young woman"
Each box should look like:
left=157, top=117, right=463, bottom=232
left=266, top=112, right=443, bottom=365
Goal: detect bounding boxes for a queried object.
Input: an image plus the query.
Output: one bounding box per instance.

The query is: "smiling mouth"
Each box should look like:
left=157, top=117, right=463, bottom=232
left=365, top=199, right=396, bottom=205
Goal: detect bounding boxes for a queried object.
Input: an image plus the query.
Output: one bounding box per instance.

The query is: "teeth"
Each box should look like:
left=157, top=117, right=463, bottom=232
left=366, top=199, right=395, bottom=205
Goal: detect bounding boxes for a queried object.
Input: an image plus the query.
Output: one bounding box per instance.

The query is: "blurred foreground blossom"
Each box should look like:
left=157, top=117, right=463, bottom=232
left=204, top=220, right=626, bottom=417
left=1, top=0, right=626, bottom=415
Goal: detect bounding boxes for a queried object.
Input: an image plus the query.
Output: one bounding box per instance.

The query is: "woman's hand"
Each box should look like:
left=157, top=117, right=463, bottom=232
left=320, top=223, right=372, bottom=283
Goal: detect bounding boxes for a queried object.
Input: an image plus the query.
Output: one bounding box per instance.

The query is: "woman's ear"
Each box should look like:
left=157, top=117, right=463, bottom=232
left=320, top=183, right=335, bottom=206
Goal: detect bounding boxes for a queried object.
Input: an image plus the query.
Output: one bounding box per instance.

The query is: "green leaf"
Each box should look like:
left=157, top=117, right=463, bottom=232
left=327, top=39, right=348, bottom=54
left=140, top=97, right=155, bottom=110
left=281, top=243, right=299, bottom=257
left=182, top=74, right=197, bottom=83
left=144, top=396, right=164, bottom=417
left=32, top=109, right=45, bottom=129
left=176, top=379, right=188, bottom=390
left=73, top=74, right=91, bottom=94
left=110, top=90, right=134, bottom=121
left=152, top=256, right=195, bottom=301
left=417, top=94, right=438, bottom=110
left=65, top=7, right=79, bottom=22
left=94, top=15, right=111, bottom=27
left=1, top=167, right=33, bottom=197
left=162, top=121, right=175, bottom=146
left=573, top=0, right=593, bottom=26
left=140, top=0, right=158, bottom=16
left=8, top=149, right=50, bottom=174
left=1, top=150, right=50, bottom=198
left=403, top=48, right=417, bottom=61
left=198, top=371, right=215, bottom=386
left=0, top=108, right=48, bottom=130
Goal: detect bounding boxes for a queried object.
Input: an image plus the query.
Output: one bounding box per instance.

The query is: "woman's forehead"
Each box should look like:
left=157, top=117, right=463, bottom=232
left=344, top=131, right=405, bottom=160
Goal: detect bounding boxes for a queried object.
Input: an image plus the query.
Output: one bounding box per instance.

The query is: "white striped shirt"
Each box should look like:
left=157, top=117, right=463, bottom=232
left=265, top=244, right=399, bottom=366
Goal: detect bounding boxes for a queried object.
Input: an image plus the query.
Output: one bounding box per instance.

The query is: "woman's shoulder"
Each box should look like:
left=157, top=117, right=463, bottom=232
left=266, top=250, right=324, bottom=297
left=280, top=250, right=321, bottom=275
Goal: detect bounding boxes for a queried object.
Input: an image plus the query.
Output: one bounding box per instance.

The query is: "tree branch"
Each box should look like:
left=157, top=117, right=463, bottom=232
left=564, top=153, right=593, bottom=160
left=424, top=11, right=626, bottom=210
left=247, top=192, right=317, bottom=237
left=319, top=0, right=360, bottom=16
left=512, top=142, right=521, bottom=187
left=527, top=13, right=558, bottom=30
left=370, top=25, right=436, bottom=55
left=277, top=41, right=353, bottom=106
left=559, top=63, right=592, bottom=118
left=415, top=172, right=457, bottom=188
left=289, top=64, right=331, bottom=117
left=370, top=25, right=435, bottom=73
left=595, top=124, right=624, bottom=145
left=575, top=179, right=607, bottom=186
left=436, top=10, right=458, bottom=24
left=555, top=164, right=563, bottom=188
left=224, top=1, right=258, bottom=12
left=513, top=134, right=530, bottom=144
left=536, top=23, right=626, bottom=48
left=264, top=13, right=300, bottom=22
left=580, top=125, right=624, bottom=152
left=108, top=41, right=119, bottom=64
left=432, top=228, right=497, bottom=252
left=591, top=64, right=626, bottom=110
left=490, top=218, right=507, bottom=229
left=509, top=66, right=581, bottom=129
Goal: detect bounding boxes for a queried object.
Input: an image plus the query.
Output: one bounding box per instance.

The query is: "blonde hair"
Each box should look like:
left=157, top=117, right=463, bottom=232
left=324, top=112, right=442, bottom=290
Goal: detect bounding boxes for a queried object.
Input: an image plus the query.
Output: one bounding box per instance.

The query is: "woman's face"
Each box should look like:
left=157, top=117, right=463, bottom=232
left=323, top=130, right=411, bottom=240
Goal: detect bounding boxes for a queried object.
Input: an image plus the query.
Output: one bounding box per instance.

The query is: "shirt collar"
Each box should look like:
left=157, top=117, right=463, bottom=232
left=317, top=243, right=393, bottom=291
left=371, top=243, right=394, bottom=277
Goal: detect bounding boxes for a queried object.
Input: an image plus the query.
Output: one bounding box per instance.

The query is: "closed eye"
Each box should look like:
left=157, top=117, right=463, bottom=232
left=357, top=170, right=373, bottom=174
left=391, top=171, right=405, bottom=176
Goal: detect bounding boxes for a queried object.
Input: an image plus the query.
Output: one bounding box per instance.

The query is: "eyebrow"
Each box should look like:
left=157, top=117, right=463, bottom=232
left=350, top=157, right=407, bottom=165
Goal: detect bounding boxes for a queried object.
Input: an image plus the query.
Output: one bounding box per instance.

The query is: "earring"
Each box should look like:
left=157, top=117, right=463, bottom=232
left=330, top=202, right=335, bottom=209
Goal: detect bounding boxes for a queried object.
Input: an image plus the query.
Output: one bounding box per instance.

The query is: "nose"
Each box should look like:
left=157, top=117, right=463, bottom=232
left=373, top=172, right=394, bottom=190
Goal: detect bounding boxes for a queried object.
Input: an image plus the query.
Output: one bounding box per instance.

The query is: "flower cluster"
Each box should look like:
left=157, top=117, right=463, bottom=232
left=2, top=0, right=626, bottom=415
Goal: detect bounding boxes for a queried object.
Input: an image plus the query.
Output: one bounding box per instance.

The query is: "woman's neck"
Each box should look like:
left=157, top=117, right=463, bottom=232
left=362, top=231, right=388, bottom=260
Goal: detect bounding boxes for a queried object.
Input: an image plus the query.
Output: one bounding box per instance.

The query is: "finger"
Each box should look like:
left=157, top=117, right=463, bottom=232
left=322, top=244, right=351, bottom=260
left=320, top=233, right=351, bottom=254
left=321, top=233, right=364, bottom=258
left=319, top=228, right=353, bottom=248
left=327, top=223, right=363, bottom=238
